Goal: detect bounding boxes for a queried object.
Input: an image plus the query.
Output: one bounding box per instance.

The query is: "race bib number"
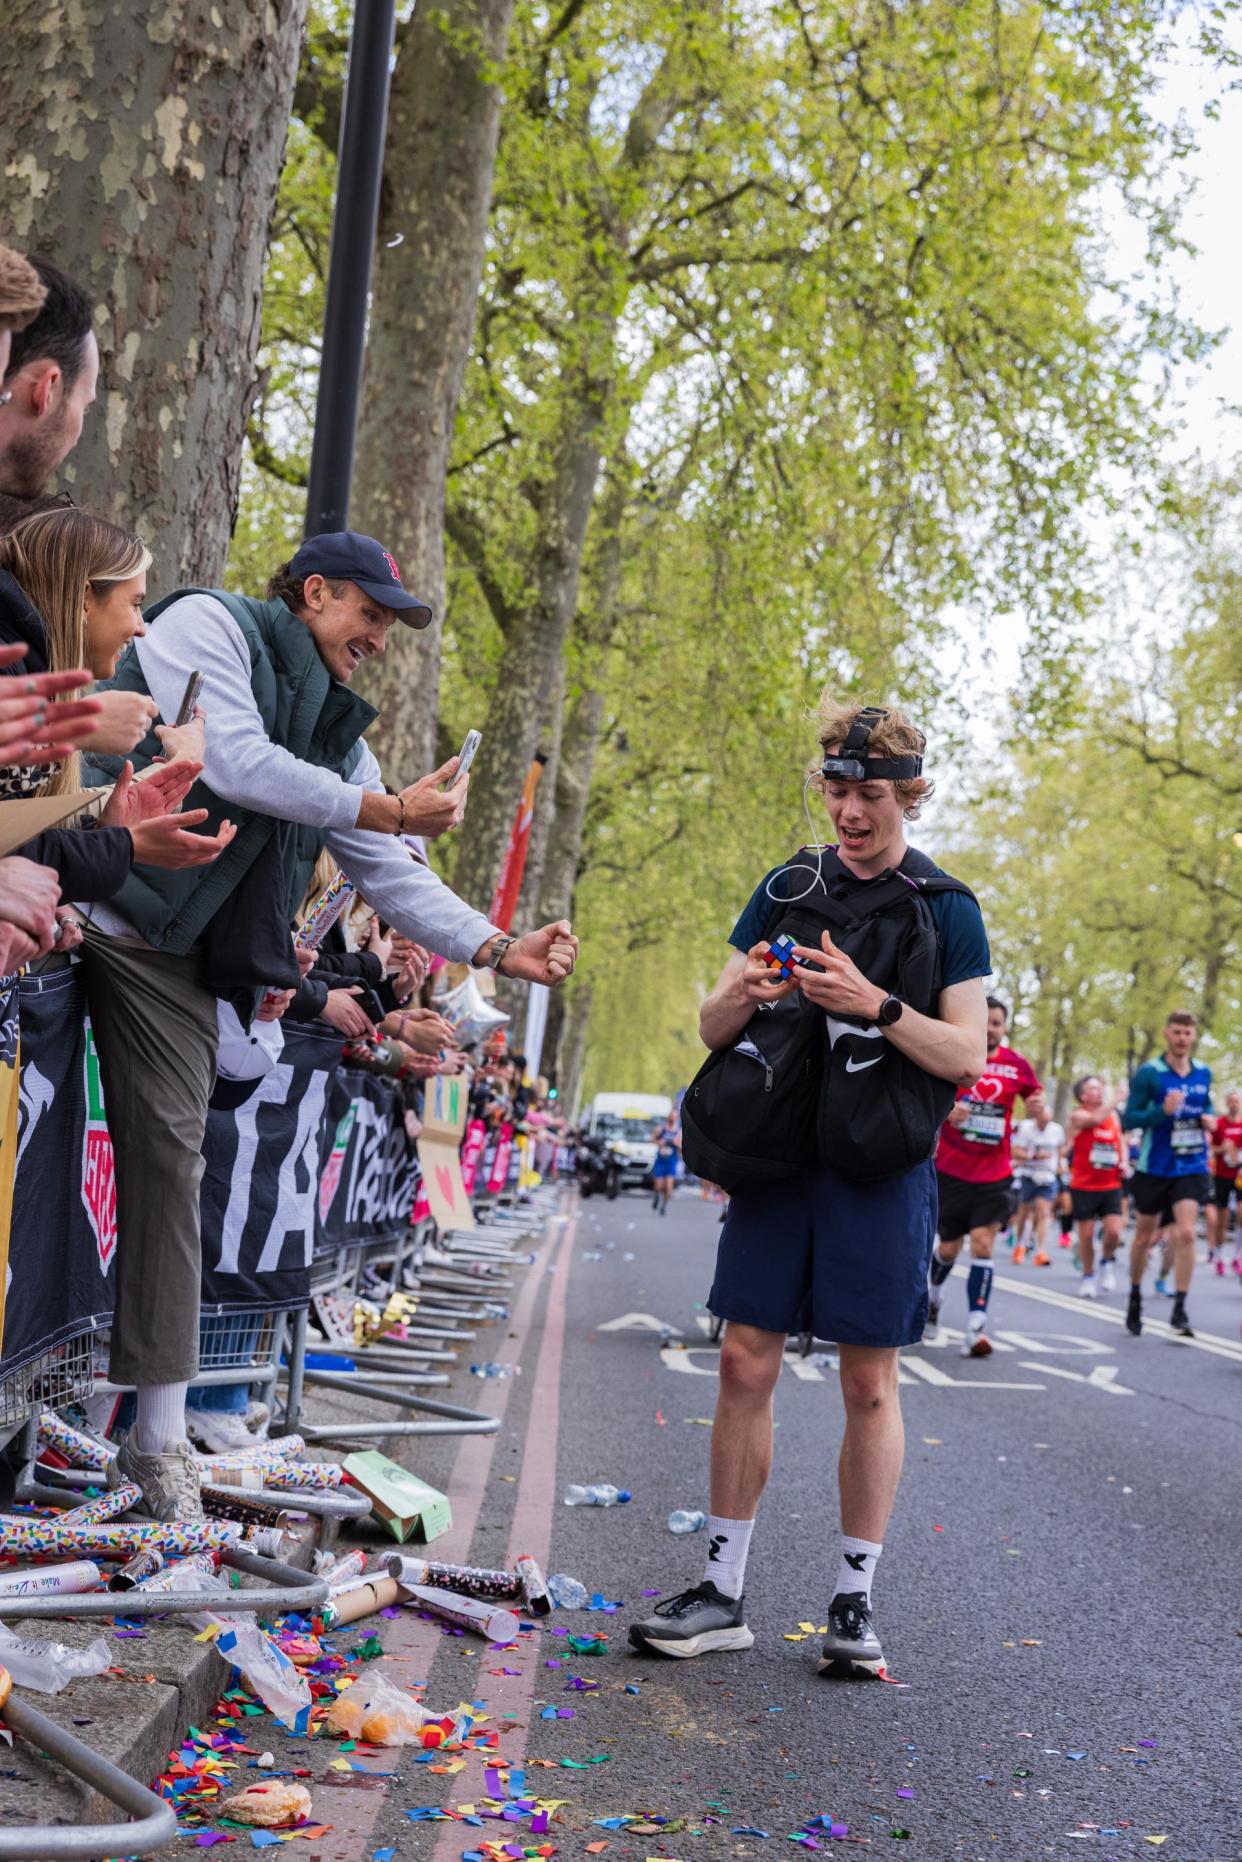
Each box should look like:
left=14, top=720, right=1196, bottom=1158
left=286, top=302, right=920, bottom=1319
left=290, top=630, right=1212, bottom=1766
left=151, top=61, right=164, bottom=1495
left=961, top=1103, right=1005, bottom=1144
left=1171, top=1117, right=1205, bottom=1155
left=1089, top=1143, right=1119, bottom=1171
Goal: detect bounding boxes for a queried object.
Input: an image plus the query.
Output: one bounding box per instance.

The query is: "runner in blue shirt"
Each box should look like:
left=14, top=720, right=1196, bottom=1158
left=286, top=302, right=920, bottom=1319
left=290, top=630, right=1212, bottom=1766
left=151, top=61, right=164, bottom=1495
left=1122, top=1009, right=1213, bottom=1338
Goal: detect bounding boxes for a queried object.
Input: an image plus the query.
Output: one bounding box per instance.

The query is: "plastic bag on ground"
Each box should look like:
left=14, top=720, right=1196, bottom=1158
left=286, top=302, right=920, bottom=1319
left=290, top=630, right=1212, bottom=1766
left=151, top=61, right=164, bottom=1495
left=326, top=1673, right=442, bottom=1746
left=214, top=1618, right=312, bottom=1733
left=0, top=1620, right=110, bottom=1694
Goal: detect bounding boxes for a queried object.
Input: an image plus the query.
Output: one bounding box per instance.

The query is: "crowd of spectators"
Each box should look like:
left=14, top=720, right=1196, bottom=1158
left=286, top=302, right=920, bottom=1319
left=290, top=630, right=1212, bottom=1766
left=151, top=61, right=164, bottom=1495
left=0, top=244, right=578, bottom=1523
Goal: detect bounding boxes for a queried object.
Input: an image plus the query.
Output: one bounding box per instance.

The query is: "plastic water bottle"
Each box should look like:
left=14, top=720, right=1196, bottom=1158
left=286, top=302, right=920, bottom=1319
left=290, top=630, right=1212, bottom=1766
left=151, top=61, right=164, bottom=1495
left=469, top=1361, right=516, bottom=1379
left=562, top=1483, right=630, bottom=1507
left=547, top=1573, right=589, bottom=1609
left=667, top=1509, right=707, bottom=1534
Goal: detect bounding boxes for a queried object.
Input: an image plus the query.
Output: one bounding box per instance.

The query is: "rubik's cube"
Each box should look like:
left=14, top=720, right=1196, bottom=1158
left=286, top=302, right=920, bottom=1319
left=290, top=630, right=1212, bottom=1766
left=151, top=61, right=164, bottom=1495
left=762, top=934, right=798, bottom=981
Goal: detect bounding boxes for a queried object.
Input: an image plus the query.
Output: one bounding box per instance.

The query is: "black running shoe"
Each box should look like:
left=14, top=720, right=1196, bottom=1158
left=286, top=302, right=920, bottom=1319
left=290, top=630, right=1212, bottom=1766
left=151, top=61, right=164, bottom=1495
left=1125, top=1288, right=1142, bottom=1337
left=1170, top=1303, right=1194, bottom=1339
left=818, top=1590, right=885, bottom=1678
left=627, top=1581, right=753, bottom=1659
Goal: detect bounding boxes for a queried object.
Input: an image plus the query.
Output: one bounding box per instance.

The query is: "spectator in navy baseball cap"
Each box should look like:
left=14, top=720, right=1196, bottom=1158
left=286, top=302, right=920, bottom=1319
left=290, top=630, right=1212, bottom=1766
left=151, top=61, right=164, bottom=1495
left=285, top=530, right=433, bottom=627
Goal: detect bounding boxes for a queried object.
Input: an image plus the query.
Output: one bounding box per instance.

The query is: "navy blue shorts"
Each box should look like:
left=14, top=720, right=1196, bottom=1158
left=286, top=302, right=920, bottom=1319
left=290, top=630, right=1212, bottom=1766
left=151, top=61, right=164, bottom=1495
left=708, top=1158, right=938, bottom=1348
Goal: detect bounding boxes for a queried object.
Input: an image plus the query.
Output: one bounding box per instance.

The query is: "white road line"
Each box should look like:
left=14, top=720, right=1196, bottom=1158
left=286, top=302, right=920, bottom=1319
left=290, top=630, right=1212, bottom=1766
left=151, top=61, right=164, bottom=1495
left=1018, top=1361, right=1134, bottom=1396
left=902, top=1356, right=1044, bottom=1392
left=993, top=1273, right=1242, bottom=1366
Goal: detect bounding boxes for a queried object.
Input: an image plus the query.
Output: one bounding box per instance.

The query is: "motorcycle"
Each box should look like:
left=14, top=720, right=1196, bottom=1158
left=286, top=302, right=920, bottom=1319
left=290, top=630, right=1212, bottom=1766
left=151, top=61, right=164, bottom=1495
left=576, top=1135, right=625, bottom=1200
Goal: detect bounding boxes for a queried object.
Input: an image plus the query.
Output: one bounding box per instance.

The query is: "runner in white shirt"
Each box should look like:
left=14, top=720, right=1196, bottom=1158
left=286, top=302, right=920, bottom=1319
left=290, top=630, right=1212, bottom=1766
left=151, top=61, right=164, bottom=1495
left=1011, top=1106, right=1066, bottom=1267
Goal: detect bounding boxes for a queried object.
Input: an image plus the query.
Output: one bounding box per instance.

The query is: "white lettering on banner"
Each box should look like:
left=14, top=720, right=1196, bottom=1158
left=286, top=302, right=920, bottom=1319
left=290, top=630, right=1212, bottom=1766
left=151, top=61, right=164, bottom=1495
left=216, top=1081, right=265, bottom=1275
left=598, top=1313, right=684, bottom=1334
left=255, top=1071, right=330, bottom=1273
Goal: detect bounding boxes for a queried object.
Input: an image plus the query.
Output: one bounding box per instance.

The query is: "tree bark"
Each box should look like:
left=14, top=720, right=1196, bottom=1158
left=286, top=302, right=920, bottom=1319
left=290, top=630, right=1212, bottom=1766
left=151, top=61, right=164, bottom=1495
left=1, top=0, right=308, bottom=592
left=447, top=378, right=612, bottom=906
left=352, top=0, right=517, bottom=783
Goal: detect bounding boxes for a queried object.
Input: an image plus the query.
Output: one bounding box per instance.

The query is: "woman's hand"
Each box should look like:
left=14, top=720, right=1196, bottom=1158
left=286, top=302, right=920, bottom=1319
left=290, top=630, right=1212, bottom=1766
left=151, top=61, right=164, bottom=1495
left=256, top=988, right=294, bottom=1023
left=388, top=934, right=427, bottom=1001
left=0, top=649, right=100, bottom=765
left=294, top=943, right=316, bottom=978
left=384, top=1008, right=457, bottom=1055
left=365, top=913, right=394, bottom=972
left=154, top=707, right=205, bottom=765
left=0, top=855, right=60, bottom=949
left=82, top=690, right=159, bottom=756
left=128, top=810, right=237, bottom=869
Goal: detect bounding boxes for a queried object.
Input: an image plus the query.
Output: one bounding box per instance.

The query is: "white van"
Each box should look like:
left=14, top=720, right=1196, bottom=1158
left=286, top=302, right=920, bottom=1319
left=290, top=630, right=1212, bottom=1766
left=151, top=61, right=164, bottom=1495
left=588, top=1092, right=674, bottom=1189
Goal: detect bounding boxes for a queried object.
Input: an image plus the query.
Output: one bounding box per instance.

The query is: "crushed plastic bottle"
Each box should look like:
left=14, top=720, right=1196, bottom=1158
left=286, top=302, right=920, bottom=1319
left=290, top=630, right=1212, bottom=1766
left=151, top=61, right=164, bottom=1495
left=547, top=1573, right=589, bottom=1609
left=469, top=1361, right=518, bottom=1379
left=0, top=1620, right=110, bottom=1694
left=562, top=1483, right=631, bottom=1507
left=667, top=1509, right=708, bottom=1535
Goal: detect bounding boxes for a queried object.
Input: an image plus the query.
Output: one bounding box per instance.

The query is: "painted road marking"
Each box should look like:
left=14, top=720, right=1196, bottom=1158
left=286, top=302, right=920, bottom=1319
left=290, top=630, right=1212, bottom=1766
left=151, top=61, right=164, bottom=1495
left=598, top=1310, right=684, bottom=1334
left=1020, top=1362, right=1134, bottom=1396
left=994, top=1273, right=1242, bottom=1365
left=902, top=1356, right=1044, bottom=1392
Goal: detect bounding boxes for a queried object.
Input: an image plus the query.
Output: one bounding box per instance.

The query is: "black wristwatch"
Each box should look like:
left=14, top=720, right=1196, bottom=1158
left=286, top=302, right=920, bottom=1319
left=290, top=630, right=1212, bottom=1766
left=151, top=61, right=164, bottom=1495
left=877, top=994, right=904, bottom=1026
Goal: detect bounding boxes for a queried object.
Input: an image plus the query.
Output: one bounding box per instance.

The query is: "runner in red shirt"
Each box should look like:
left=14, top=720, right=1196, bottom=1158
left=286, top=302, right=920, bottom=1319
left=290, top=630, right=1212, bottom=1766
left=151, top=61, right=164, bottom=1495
left=927, top=996, right=1042, bottom=1356
left=1208, top=1089, right=1242, bottom=1275
left=1067, top=1075, right=1127, bottom=1298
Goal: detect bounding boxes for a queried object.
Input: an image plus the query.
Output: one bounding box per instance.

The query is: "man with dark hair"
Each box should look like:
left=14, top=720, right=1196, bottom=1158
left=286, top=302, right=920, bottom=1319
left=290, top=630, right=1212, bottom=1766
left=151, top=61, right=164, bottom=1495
left=0, top=257, right=98, bottom=532
left=927, top=995, right=1042, bottom=1356
left=1123, top=1010, right=1213, bottom=1338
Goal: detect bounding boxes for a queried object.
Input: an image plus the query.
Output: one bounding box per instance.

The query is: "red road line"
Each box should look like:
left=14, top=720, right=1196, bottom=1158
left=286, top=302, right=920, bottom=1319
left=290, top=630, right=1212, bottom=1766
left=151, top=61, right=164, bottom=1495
left=307, top=1207, right=574, bottom=1862
left=428, top=1204, right=578, bottom=1862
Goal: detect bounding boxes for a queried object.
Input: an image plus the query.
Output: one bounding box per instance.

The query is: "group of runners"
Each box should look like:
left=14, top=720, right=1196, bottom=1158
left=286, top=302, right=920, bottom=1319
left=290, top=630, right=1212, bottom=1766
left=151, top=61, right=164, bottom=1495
left=928, top=1004, right=1240, bottom=1349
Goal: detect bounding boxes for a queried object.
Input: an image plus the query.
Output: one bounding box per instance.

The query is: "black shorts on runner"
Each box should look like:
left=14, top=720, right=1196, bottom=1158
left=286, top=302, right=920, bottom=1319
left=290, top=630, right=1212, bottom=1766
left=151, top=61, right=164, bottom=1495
left=1070, top=1187, right=1122, bottom=1223
left=935, top=1170, right=1014, bottom=1242
left=1130, top=1170, right=1211, bottom=1218
left=1211, top=1177, right=1238, bottom=1211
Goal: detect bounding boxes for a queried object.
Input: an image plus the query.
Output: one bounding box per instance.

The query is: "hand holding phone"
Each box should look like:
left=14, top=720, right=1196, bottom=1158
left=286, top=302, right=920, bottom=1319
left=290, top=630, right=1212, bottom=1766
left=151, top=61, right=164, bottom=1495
left=175, top=671, right=205, bottom=728
left=453, top=729, right=481, bottom=786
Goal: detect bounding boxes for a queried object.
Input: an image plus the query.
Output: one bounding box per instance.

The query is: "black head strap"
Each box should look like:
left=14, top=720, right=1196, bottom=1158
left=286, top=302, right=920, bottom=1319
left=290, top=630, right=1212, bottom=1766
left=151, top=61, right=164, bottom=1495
left=821, top=707, right=924, bottom=782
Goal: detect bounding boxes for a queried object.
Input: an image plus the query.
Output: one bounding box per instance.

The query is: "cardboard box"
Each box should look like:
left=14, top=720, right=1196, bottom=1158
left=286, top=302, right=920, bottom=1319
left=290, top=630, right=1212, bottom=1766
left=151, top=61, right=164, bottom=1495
left=342, top=1451, right=452, bottom=1543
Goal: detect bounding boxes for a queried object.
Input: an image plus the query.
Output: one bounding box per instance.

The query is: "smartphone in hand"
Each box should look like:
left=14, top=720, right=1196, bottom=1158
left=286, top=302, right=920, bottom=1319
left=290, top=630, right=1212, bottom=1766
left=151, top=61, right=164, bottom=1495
left=454, top=729, right=482, bottom=785
left=175, top=671, right=205, bottom=727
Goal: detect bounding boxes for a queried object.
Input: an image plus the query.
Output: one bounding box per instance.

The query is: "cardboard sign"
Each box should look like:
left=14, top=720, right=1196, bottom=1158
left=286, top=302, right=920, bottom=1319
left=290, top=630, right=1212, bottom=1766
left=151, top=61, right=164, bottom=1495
left=420, top=1070, right=469, bottom=1143
left=0, top=789, right=108, bottom=856
left=342, top=1450, right=452, bottom=1543
left=415, top=1134, right=474, bottom=1232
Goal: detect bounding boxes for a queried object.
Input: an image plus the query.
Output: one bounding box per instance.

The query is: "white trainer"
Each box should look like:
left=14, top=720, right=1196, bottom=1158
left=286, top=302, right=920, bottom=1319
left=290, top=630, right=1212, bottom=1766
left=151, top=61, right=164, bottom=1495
left=1078, top=1275, right=1098, bottom=1300
left=110, top=1436, right=204, bottom=1523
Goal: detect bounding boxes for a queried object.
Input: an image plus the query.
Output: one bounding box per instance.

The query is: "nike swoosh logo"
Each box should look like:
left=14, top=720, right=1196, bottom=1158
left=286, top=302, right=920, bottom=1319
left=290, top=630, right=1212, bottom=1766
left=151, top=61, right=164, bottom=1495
left=845, top=1054, right=883, bottom=1073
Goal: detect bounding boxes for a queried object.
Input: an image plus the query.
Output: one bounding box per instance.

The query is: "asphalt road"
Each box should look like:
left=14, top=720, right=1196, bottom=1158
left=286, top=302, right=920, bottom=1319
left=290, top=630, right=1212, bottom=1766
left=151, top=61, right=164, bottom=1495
left=196, top=1187, right=1242, bottom=1862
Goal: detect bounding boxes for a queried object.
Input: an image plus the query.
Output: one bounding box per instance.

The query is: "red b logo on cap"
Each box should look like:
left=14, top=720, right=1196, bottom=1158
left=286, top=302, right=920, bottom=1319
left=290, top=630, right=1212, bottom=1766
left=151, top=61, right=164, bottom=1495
left=383, top=551, right=402, bottom=584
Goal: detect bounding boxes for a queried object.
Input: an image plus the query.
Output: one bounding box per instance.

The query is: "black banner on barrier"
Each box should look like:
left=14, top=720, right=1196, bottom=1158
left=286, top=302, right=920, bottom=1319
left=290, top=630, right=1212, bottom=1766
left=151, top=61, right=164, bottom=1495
left=4, top=967, right=114, bottom=1374
left=318, top=1068, right=419, bottom=1251
left=199, top=1020, right=345, bottom=1315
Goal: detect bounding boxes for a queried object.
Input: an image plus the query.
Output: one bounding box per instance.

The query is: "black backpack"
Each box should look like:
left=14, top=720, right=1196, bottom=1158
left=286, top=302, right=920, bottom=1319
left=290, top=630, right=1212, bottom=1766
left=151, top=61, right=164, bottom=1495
left=680, top=846, right=977, bottom=1192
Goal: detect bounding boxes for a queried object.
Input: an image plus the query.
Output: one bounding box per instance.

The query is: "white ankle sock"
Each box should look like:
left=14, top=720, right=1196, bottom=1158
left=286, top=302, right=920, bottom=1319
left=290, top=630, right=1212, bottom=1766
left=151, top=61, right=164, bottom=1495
left=702, top=1515, right=754, bottom=1600
left=135, top=1382, right=189, bottom=1455
left=835, top=1535, right=882, bottom=1606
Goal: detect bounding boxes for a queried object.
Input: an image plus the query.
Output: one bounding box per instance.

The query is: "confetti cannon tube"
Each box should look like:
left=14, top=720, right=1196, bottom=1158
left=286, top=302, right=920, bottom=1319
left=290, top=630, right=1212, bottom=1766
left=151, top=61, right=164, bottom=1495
left=55, top=1485, right=143, bottom=1527
left=294, top=873, right=356, bottom=952
left=108, top=1548, right=165, bottom=1592
left=195, top=1454, right=343, bottom=1490
left=404, top=1582, right=520, bottom=1643
left=384, top=1553, right=522, bottom=1601
left=0, top=1514, right=243, bottom=1560
left=0, top=1560, right=103, bottom=1598
left=324, top=1549, right=368, bottom=1591
left=36, top=1411, right=115, bottom=1471
left=324, top=1575, right=400, bottom=1627
left=514, top=1553, right=552, bottom=1617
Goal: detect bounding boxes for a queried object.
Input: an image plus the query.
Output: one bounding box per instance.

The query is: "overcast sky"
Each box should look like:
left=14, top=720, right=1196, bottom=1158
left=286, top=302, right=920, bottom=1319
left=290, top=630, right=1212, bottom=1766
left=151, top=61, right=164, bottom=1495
left=932, top=22, right=1242, bottom=757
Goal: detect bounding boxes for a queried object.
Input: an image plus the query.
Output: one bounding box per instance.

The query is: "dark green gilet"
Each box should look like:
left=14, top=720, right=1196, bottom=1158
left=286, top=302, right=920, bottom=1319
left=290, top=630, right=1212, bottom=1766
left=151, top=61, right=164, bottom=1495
left=86, top=589, right=376, bottom=954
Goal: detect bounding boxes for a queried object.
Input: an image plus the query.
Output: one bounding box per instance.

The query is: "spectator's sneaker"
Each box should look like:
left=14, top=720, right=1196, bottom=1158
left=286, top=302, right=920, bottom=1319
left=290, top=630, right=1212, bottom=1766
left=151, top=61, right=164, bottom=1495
left=1099, top=1259, right=1117, bottom=1295
left=818, top=1591, right=885, bottom=1678
left=110, top=1437, right=204, bottom=1523
left=923, top=1301, right=941, bottom=1342
left=627, top=1582, right=753, bottom=1659
left=1125, top=1288, right=1143, bottom=1337
left=246, top=1400, right=271, bottom=1434
left=185, top=1410, right=256, bottom=1454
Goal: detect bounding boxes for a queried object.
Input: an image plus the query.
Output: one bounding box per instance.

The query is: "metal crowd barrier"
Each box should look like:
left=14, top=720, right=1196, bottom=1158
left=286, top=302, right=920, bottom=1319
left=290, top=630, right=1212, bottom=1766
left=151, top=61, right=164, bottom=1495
left=0, top=1691, right=176, bottom=1859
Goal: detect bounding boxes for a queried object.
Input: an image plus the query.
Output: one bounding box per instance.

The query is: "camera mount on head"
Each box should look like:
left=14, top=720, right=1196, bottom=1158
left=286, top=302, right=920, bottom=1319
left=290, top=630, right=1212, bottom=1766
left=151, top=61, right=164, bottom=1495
left=820, top=706, right=924, bottom=782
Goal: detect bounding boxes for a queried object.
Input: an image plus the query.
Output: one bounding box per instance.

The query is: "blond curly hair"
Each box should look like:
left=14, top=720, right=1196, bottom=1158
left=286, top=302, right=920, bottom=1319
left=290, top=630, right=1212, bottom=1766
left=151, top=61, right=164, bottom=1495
left=0, top=245, right=46, bottom=333
left=813, top=695, right=935, bottom=820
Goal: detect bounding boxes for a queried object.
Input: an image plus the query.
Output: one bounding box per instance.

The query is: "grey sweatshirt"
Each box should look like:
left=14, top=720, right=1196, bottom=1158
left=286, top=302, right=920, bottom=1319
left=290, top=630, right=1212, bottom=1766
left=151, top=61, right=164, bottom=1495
left=87, top=592, right=501, bottom=964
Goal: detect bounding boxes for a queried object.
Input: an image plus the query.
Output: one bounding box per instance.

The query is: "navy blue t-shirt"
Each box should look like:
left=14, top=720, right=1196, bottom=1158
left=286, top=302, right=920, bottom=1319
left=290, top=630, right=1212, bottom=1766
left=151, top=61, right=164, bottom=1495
left=729, top=852, right=991, bottom=990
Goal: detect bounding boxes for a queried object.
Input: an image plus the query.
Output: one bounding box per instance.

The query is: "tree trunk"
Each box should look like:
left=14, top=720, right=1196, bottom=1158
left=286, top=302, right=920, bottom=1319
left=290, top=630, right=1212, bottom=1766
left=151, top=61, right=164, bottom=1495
left=558, top=981, right=593, bottom=1119
left=352, top=0, right=517, bottom=783
left=539, top=686, right=605, bottom=925
left=1, top=0, right=307, bottom=591
left=448, top=383, right=611, bottom=908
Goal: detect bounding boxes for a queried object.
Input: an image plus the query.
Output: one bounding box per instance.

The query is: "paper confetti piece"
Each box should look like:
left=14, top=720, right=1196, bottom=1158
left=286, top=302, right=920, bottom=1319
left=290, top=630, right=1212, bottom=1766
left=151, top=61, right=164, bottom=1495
left=1143, top=1840, right=1168, bottom=1848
